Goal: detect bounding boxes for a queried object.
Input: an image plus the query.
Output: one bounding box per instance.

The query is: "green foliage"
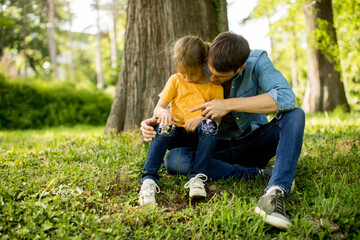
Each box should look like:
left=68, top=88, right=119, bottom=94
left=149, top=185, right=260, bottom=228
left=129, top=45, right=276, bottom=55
left=0, top=0, right=51, bottom=71
left=249, top=0, right=360, bottom=111
left=333, top=0, right=360, bottom=81
left=0, top=16, right=21, bottom=28
left=0, top=113, right=359, bottom=238
left=1, top=0, right=126, bottom=88
left=333, top=0, right=360, bottom=111
left=251, top=0, right=308, bottom=107
left=313, top=19, right=340, bottom=70
left=0, top=76, right=113, bottom=129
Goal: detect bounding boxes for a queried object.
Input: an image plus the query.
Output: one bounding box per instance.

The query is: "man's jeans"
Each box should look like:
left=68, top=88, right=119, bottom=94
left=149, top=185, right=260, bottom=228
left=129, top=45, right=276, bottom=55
left=164, top=108, right=305, bottom=196
left=142, top=119, right=218, bottom=183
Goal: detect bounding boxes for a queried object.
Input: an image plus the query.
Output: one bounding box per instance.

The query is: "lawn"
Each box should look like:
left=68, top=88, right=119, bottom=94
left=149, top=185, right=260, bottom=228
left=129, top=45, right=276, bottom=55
left=0, top=113, right=359, bottom=239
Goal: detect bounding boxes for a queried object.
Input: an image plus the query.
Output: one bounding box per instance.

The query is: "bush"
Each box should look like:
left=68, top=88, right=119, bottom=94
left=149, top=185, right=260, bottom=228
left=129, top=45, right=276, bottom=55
left=0, top=76, right=113, bottom=129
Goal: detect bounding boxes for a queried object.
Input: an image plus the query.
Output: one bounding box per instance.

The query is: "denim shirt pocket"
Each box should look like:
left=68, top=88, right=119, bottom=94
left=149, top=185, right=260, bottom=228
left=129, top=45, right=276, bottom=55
left=231, top=84, right=257, bottom=134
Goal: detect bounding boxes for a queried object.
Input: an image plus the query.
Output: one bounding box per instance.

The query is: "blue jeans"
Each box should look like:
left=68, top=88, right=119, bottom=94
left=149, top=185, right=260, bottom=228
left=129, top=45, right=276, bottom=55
left=164, top=108, right=305, bottom=196
left=142, top=119, right=218, bottom=183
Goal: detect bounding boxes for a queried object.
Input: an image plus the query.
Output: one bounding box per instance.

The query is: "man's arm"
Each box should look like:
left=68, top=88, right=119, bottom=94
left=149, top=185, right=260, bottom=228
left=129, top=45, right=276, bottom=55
left=190, top=93, right=278, bottom=120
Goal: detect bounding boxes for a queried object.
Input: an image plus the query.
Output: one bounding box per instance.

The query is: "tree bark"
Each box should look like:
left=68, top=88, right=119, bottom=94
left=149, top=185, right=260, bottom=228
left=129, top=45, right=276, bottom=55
left=104, top=0, right=228, bottom=134
left=67, top=0, right=74, bottom=82
left=291, top=31, right=298, bottom=89
left=302, top=0, right=349, bottom=112
left=46, top=0, right=57, bottom=76
left=95, top=0, right=104, bottom=89
left=110, top=0, right=118, bottom=70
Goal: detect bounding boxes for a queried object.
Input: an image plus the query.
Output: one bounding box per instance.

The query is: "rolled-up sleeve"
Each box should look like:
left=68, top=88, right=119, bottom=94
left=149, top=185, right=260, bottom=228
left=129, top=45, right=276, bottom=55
left=255, top=52, right=296, bottom=118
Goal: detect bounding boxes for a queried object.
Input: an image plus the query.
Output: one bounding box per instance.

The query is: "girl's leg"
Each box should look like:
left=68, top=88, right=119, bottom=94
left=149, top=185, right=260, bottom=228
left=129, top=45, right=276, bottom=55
left=141, top=124, right=176, bottom=183
left=189, top=119, right=218, bottom=179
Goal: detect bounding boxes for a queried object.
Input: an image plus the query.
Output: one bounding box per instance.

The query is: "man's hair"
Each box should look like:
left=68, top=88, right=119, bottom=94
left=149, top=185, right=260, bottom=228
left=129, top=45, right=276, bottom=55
left=173, top=35, right=210, bottom=68
left=208, top=32, right=250, bottom=73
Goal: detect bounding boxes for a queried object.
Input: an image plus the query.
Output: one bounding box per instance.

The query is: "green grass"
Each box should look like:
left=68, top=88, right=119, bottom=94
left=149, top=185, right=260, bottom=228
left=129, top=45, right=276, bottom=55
left=0, top=113, right=359, bottom=239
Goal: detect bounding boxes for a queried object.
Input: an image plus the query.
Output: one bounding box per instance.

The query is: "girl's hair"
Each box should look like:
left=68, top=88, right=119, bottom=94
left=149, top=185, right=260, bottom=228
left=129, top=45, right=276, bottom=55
left=173, top=35, right=210, bottom=68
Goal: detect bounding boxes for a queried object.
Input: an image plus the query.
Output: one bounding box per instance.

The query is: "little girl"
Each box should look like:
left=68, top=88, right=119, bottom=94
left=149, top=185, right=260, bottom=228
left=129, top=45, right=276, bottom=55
left=139, top=35, right=223, bottom=206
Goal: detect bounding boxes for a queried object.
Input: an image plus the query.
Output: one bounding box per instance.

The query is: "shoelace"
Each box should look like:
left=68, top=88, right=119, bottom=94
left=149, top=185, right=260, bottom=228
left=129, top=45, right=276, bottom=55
left=259, top=167, right=273, bottom=179
left=273, top=192, right=286, bottom=215
left=141, top=181, right=160, bottom=196
left=184, top=173, right=208, bottom=189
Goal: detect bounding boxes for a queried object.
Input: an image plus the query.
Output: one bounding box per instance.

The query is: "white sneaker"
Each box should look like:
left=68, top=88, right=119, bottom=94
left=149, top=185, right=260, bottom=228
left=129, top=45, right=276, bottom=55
left=184, top=173, right=208, bottom=198
left=139, top=179, right=160, bottom=206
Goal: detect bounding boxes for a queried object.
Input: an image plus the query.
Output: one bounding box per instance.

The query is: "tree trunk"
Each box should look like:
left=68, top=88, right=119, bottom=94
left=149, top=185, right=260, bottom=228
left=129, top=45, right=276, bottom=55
left=104, top=0, right=228, bottom=134
left=67, top=0, right=74, bottom=82
left=110, top=0, right=118, bottom=70
left=0, top=0, right=4, bottom=58
left=21, top=6, right=29, bottom=78
left=291, top=31, right=298, bottom=89
left=95, top=0, right=104, bottom=89
left=302, top=0, right=349, bottom=112
left=47, top=0, right=57, bottom=76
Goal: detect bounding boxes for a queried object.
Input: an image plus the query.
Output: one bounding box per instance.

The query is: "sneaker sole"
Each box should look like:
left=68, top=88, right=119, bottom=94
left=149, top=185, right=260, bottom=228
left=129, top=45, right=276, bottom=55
left=189, top=190, right=206, bottom=198
left=139, top=200, right=156, bottom=206
left=254, top=207, right=290, bottom=230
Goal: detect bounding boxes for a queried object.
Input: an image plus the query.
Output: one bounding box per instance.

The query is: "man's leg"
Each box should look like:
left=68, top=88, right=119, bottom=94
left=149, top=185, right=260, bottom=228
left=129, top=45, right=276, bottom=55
left=215, top=108, right=305, bottom=196
left=164, top=108, right=305, bottom=229
left=165, top=147, right=258, bottom=180
left=253, top=108, right=305, bottom=230
left=266, top=108, right=305, bottom=195
left=165, top=108, right=305, bottom=189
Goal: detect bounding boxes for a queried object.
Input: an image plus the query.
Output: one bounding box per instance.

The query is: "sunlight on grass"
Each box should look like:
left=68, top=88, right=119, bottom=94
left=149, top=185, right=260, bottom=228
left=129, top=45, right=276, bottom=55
left=0, top=114, right=359, bottom=239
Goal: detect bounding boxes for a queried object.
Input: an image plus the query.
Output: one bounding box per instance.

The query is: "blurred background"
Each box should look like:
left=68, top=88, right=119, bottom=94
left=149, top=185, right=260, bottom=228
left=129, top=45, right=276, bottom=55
left=0, top=0, right=359, bottom=130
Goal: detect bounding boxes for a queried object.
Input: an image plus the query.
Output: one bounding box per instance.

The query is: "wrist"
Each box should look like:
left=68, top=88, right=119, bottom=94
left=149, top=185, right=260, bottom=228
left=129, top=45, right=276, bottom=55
left=223, top=99, right=233, bottom=113
left=154, top=108, right=169, bottom=118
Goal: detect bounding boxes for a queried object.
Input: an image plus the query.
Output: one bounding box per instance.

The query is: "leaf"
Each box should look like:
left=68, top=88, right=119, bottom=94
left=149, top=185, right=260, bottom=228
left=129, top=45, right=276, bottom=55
left=41, top=220, right=53, bottom=231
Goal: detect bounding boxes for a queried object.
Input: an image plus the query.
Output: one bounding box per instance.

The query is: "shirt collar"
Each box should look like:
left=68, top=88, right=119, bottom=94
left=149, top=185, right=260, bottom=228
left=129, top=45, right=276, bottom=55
left=232, top=71, right=242, bottom=81
left=203, top=66, right=210, bottom=76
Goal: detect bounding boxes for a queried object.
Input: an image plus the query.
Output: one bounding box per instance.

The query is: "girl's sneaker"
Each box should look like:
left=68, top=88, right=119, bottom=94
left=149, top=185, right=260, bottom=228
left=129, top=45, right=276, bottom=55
left=139, top=179, right=160, bottom=206
left=184, top=173, right=208, bottom=198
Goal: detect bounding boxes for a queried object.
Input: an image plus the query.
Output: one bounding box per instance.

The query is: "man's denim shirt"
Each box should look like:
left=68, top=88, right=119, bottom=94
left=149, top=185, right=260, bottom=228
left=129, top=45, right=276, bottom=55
left=218, top=50, right=296, bottom=140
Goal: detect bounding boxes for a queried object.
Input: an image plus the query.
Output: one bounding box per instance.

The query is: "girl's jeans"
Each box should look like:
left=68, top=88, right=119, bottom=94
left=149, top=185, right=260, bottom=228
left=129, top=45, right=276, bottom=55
left=142, top=119, right=218, bottom=183
left=164, top=108, right=305, bottom=196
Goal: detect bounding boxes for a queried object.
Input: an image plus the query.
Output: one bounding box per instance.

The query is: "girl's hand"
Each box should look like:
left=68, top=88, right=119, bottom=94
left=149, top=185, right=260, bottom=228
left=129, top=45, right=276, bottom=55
left=158, top=109, right=176, bottom=125
left=183, top=117, right=205, bottom=132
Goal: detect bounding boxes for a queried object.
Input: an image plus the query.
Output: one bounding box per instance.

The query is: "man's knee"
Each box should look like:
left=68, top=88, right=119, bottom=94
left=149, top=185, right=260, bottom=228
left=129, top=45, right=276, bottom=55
left=164, top=148, right=193, bottom=175
left=283, top=108, right=305, bottom=127
left=291, top=108, right=305, bottom=126
left=199, top=119, right=218, bottom=135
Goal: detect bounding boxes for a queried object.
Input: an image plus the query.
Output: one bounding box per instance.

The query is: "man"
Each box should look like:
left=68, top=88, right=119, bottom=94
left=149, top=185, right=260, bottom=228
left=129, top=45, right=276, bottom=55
left=140, top=32, right=305, bottom=230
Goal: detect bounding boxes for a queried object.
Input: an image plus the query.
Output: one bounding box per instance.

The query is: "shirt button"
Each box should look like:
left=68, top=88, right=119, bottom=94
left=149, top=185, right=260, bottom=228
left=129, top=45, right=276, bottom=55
left=232, top=86, right=234, bottom=88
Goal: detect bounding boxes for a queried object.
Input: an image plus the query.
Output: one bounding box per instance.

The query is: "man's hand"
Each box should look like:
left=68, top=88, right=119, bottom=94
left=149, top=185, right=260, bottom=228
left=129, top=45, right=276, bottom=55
left=140, top=118, right=158, bottom=142
left=190, top=99, right=229, bottom=120
left=182, top=117, right=205, bottom=133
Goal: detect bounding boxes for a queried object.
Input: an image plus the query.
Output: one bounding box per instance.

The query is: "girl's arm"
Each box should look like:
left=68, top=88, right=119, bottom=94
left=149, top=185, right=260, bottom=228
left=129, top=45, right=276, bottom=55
left=154, top=98, right=179, bottom=125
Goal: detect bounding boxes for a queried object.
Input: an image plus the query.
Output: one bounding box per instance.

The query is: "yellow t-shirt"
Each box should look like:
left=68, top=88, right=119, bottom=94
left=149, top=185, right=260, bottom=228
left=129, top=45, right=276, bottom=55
left=159, top=73, right=224, bottom=126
